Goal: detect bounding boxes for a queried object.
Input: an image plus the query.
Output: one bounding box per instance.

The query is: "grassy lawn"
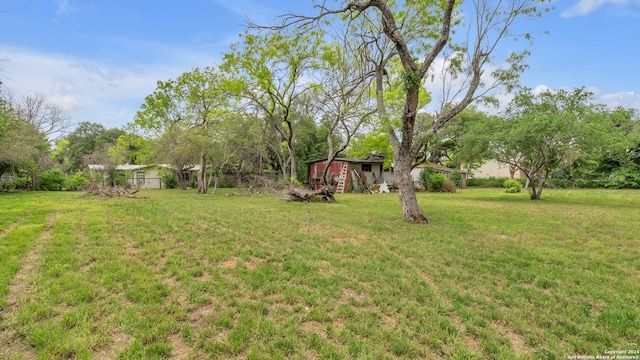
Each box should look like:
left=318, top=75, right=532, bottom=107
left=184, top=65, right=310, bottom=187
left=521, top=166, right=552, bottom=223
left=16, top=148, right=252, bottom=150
left=0, top=188, right=638, bottom=359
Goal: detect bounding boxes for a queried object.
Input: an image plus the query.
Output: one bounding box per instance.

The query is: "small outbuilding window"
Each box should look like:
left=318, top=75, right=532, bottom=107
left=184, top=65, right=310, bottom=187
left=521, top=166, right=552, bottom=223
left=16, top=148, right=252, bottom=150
left=362, top=164, right=372, bottom=172
left=136, top=171, right=145, bottom=185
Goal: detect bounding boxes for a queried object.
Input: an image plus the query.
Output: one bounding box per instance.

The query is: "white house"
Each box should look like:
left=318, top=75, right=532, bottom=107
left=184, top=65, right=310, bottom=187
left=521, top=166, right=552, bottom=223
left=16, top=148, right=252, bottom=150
left=88, top=164, right=200, bottom=189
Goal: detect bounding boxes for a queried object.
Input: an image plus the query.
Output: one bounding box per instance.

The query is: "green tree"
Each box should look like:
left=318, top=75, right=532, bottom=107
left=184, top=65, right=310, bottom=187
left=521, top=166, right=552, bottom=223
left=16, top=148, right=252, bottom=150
left=58, top=122, right=108, bottom=174
left=481, top=87, right=596, bottom=200
left=0, top=97, right=51, bottom=189
left=135, top=66, right=230, bottom=194
left=571, top=107, right=640, bottom=188
left=347, top=130, right=393, bottom=169
left=313, top=40, right=377, bottom=184
left=223, top=29, right=324, bottom=182
left=276, top=0, right=549, bottom=223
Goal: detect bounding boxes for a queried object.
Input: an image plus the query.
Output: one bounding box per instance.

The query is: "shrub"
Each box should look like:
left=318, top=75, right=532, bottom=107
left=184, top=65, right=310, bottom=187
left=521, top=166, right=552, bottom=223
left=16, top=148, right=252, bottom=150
left=92, top=171, right=104, bottom=183
left=14, top=177, right=29, bottom=190
left=427, top=173, right=446, bottom=192
left=113, top=172, right=128, bottom=186
left=65, top=171, right=89, bottom=190
left=547, top=178, right=570, bottom=188
left=443, top=178, right=457, bottom=193
left=503, top=179, right=522, bottom=193
left=38, top=169, right=66, bottom=191
left=161, top=172, right=178, bottom=189
left=467, top=177, right=509, bottom=188
left=604, top=167, right=640, bottom=189
left=1, top=181, right=15, bottom=192
left=418, top=167, right=436, bottom=189
left=449, top=169, right=464, bottom=188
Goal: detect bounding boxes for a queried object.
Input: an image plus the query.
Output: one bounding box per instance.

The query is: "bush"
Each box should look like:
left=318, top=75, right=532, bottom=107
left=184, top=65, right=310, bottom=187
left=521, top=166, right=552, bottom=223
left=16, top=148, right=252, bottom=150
left=604, top=167, right=640, bottom=189
left=418, top=167, right=436, bottom=189
left=449, top=169, right=464, bottom=188
left=2, top=181, right=15, bottom=192
left=503, top=179, right=522, bottom=193
left=14, top=177, right=29, bottom=190
left=427, top=173, right=446, bottom=192
left=547, top=178, right=570, bottom=188
left=38, top=169, right=66, bottom=191
left=113, top=172, right=128, bottom=186
left=467, top=176, right=510, bottom=187
left=443, top=178, right=457, bottom=193
left=161, top=172, right=178, bottom=189
left=65, top=171, right=89, bottom=190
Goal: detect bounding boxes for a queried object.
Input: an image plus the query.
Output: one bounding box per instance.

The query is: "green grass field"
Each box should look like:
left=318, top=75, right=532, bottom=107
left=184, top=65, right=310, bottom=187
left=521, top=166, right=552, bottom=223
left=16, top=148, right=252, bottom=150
left=0, top=188, right=638, bottom=359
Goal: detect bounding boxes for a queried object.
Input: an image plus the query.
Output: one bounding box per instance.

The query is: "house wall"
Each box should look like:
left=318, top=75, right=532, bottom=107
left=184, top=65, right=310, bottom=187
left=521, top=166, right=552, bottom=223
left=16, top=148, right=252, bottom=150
left=350, top=163, right=389, bottom=190
left=472, top=159, right=524, bottom=179
left=127, top=169, right=164, bottom=189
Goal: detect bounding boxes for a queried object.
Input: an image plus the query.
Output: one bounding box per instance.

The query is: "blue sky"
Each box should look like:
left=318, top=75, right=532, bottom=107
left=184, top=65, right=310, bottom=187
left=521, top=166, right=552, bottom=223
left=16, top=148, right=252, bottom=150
left=1, top=0, right=639, bottom=131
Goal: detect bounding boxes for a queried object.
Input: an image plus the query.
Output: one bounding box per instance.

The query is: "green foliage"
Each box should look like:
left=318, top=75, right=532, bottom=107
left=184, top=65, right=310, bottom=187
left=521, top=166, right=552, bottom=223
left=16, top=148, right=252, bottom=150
left=402, top=70, right=422, bottom=93
left=467, top=177, right=511, bottom=188
left=1, top=180, right=15, bottom=192
left=503, top=179, right=522, bottom=193
left=37, top=169, right=66, bottom=191
left=604, top=166, right=640, bottom=189
left=12, top=177, right=29, bottom=190
left=425, top=173, right=456, bottom=193
left=65, top=172, right=89, bottom=191
left=347, top=130, right=394, bottom=169
left=418, top=167, right=436, bottom=189
left=427, top=173, right=446, bottom=192
left=449, top=169, right=464, bottom=188
left=160, top=172, right=178, bottom=189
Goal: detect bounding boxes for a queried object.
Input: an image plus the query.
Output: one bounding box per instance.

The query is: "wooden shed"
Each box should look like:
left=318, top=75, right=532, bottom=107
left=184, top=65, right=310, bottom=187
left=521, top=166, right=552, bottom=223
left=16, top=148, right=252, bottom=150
left=306, top=156, right=392, bottom=193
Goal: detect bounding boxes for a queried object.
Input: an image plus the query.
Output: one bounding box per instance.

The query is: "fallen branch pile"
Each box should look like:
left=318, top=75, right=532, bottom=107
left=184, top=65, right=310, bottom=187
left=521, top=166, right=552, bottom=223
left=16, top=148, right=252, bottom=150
left=85, top=182, right=148, bottom=199
left=279, top=185, right=336, bottom=203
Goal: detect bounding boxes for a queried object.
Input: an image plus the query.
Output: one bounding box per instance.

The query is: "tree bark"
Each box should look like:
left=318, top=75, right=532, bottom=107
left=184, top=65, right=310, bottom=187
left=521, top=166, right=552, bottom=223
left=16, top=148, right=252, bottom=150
left=393, top=153, right=429, bottom=223
left=197, top=152, right=208, bottom=194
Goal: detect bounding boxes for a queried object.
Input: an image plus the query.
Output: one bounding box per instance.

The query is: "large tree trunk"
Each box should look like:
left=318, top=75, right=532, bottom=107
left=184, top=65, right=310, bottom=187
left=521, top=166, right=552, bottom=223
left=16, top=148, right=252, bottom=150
left=527, top=172, right=545, bottom=200
left=393, top=153, right=429, bottom=223
left=391, top=85, right=430, bottom=224
left=197, top=152, right=208, bottom=194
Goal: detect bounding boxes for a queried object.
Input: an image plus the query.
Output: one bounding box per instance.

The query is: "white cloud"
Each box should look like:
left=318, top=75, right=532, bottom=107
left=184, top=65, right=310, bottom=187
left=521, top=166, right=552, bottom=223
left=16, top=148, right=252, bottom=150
left=0, top=46, right=193, bottom=129
left=561, top=0, right=631, bottom=17
left=54, top=0, right=76, bottom=16
left=598, top=91, right=640, bottom=109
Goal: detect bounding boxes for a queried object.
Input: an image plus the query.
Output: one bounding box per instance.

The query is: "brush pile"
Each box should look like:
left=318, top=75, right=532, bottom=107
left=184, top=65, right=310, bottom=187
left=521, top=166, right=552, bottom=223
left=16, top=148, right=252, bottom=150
left=85, top=182, right=148, bottom=199
left=280, top=185, right=336, bottom=203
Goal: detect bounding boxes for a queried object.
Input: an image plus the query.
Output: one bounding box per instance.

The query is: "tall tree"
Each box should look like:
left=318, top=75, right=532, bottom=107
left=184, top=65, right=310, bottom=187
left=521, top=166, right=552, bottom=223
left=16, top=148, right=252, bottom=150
left=134, top=67, right=229, bottom=194
left=471, top=87, right=596, bottom=200
left=6, top=92, right=70, bottom=141
left=57, top=122, right=108, bottom=174
left=274, top=0, right=549, bottom=222
left=0, top=100, right=50, bottom=187
left=223, top=29, right=323, bottom=182
left=314, top=40, right=377, bottom=184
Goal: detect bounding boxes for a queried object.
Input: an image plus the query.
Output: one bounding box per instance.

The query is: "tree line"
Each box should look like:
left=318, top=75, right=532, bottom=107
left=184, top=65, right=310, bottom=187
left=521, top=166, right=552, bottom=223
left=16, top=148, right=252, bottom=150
left=3, top=1, right=639, bottom=222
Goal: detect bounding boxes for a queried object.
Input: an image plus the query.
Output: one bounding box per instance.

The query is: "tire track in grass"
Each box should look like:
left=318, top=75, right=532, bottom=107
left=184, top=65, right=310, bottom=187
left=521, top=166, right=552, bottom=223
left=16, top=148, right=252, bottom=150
left=375, top=236, right=535, bottom=357
left=0, top=222, right=20, bottom=240
left=0, top=214, right=55, bottom=360
left=368, top=236, right=483, bottom=357
left=102, top=208, right=199, bottom=359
